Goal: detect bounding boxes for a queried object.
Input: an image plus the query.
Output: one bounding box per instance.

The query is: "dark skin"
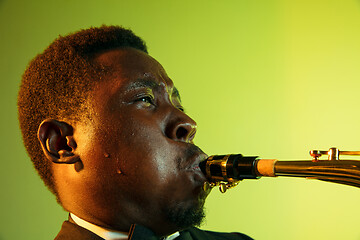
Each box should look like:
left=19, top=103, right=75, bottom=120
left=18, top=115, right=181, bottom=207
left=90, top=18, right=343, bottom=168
left=38, top=48, right=211, bottom=237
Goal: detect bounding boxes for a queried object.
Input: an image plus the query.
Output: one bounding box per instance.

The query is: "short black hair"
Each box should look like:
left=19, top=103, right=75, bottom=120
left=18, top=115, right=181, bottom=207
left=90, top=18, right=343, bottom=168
left=18, top=25, right=148, bottom=199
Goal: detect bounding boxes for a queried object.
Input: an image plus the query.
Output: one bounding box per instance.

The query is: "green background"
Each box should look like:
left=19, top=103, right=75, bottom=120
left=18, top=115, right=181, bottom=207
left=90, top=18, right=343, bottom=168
left=1, top=0, right=360, bottom=239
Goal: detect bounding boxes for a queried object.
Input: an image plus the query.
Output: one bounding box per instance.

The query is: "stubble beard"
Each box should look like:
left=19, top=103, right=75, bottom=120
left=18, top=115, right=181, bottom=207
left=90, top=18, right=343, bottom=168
left=165, top=192, right=207, bottom=230
left=165, top=144, right=209, bottom=230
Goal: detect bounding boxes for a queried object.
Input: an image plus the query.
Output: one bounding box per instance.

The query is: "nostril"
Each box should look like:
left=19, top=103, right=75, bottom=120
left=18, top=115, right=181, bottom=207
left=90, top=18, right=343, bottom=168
left=167, top=116, right=197, bottom=142
left=176, top=127, right=188, bottom=140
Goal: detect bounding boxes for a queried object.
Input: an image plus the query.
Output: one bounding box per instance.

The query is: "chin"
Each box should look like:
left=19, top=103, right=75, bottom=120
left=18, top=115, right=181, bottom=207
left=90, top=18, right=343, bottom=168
left=165, top=190, right=208, bottom=231
left=171, top=203, right=206, bottom=229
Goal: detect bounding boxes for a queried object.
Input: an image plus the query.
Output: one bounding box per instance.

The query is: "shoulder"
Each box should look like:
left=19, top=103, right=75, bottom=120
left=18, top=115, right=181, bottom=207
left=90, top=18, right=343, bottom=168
left=186, top=227, right=254, bottom=240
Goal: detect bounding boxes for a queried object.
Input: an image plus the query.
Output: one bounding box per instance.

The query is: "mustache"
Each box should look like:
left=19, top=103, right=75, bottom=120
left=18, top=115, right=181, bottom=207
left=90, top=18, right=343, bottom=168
left=176, top=144, right=206, bottom=170
left=184, top=144, right=205, bottom=160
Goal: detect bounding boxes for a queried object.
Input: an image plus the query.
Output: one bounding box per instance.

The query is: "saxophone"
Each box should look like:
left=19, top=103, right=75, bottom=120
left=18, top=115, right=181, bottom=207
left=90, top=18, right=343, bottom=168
left=200, top=147, right=360, bottom=193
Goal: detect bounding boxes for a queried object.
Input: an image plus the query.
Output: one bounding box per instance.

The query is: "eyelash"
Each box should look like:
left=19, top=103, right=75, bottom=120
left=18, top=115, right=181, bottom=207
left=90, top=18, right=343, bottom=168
left=135, top=95, right=155, bottom=105
left=177, top=106, right=185, bottom=112
left=134, top=95, right=184, bottom=112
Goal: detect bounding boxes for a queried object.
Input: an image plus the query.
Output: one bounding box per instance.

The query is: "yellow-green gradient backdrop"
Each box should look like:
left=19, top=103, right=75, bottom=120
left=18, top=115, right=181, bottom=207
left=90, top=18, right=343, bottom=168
left=1, top=0, right=360, bottom=239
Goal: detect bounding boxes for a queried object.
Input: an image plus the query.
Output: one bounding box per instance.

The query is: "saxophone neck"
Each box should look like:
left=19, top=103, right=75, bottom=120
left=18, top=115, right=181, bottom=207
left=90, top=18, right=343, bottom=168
left=203, top=148, right=360, bottom=193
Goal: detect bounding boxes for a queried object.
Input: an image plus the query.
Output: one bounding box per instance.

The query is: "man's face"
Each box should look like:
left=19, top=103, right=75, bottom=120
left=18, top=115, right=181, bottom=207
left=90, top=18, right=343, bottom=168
left=64, top=48, right=210, bottom=235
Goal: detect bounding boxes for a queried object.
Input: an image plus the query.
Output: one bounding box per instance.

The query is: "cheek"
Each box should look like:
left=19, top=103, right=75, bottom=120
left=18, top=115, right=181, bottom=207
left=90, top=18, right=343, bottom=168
left=90, top=108, right=180, bottom=186
left=119, top=138, right=177, bottom=182
left=125, top=143, right=182, bottom=198
left=106, top=120, right=176, bottom=179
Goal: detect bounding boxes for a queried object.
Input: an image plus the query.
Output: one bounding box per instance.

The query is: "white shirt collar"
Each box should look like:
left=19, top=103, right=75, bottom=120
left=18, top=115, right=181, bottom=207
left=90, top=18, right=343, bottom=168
left=70, top=213, right=128, bottom=240
left=165, top=232, right=180, bottom=240
left=70, top=213, right=180, bottom=240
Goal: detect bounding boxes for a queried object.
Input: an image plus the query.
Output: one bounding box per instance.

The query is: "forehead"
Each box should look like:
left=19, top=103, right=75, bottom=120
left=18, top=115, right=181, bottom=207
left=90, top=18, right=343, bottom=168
left=93, top=48, right=173, bottom=89
left=86, top=48, right=180, bottom=115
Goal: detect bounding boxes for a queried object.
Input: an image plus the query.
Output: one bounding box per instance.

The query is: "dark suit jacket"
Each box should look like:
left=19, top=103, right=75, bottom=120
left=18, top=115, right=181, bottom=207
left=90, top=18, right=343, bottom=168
left=54, top=221, right=253, bottom=240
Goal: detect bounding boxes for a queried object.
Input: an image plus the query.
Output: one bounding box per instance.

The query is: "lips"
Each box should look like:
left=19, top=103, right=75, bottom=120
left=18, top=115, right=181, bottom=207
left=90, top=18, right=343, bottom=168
left=188, top=153, right=207, bottom=170
left=192, top=165, right=201, bottom=171
left=184, top=151, right=208, bottom=183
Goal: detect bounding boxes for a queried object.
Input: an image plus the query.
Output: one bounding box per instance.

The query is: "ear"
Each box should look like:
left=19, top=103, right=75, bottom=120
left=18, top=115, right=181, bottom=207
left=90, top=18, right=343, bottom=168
left=37, top=119, right=79, bottom=164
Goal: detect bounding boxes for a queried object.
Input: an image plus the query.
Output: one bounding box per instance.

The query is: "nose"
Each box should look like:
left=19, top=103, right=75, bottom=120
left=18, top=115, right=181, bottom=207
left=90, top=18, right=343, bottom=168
left=166, top=112, right=197, bottom=143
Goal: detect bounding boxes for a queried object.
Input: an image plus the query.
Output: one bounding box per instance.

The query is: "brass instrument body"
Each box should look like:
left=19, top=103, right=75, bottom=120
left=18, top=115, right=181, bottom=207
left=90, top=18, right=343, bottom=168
left=202, top=147, right=360, bottom=193
left=275, top=159, right=360, bottom=188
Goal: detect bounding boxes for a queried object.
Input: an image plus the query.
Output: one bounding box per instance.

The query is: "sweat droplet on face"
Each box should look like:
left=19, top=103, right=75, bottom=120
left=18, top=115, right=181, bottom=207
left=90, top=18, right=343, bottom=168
left=116, top=158, right=122, bottom=174
left=104, top=153, right=122, bottom=174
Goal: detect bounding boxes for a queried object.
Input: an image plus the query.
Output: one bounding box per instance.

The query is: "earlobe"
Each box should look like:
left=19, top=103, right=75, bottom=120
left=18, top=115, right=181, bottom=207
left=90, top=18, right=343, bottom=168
left=38, top=119, right=80, bottom=164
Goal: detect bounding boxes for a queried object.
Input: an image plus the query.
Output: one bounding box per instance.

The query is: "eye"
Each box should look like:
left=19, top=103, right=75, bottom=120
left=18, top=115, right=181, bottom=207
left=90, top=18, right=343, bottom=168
left=177, top=106, right=185, bottom=112
left=171, top=98, right=184, bottom=112
left=137, top=96, right=154, bottom=104
left=134, top=95, right=156, bottom=108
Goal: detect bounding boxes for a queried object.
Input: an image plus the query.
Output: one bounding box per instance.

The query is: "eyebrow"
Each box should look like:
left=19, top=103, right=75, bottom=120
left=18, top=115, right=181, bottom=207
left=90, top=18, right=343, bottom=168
left=125, top=78, right=182, bottom=102
left=172, top=87, right=181, bottom=102
left=125, top=79, right=159, bottom=92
